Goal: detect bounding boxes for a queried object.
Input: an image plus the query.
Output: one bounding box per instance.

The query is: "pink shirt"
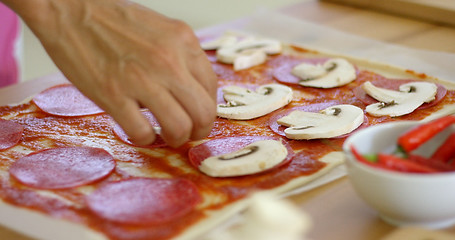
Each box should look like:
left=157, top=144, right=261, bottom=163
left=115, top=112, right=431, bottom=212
left=0, top=3, right=20, bottom=88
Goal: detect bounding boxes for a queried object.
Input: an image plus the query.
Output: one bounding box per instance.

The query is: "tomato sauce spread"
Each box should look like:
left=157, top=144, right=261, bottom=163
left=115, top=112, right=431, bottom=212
left=0, top=50, right=453, bottom=240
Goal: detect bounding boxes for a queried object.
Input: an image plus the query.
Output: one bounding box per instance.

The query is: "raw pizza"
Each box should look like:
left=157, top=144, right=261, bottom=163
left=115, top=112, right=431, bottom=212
left=0, top=33, right=455, bottom=240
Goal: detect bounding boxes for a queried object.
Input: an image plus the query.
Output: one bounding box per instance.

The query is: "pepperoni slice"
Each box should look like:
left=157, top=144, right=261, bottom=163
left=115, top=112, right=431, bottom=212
left=86, top=178, right=201, bottom=225
left=188, top=136, right=294, bottom=169
left=32, top=84, right=104, bottom=117
left=112, top=111, right=166, bottom=148
left=353, top=79, right=447, bottom=110
left=9, top=147, right=116, bottom=189
left=272, top=58, right=330, bottom=85
left=268, top=102, right=368, bottom=138
left=0, top=119, right=23, bottom=150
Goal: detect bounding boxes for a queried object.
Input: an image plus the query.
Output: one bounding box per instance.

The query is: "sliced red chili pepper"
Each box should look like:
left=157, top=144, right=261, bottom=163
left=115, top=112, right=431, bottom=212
left=430, top=132, right=455, bottom=163
left=408, top=154, right=455, bottom=172
left=351, top=146, right=440, bottom=173
left=377, top=153, right=438, bottom=173
left=398, top=115, right=455, bottom=152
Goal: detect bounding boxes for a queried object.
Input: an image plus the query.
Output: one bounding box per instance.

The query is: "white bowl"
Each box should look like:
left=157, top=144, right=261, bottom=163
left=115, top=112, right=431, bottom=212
left=343, top=120, right=455, bottom=229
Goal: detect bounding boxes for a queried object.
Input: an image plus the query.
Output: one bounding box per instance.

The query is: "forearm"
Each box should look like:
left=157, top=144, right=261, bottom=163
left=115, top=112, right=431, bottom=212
left=0, top=0, right=86, bottom=41
left=0, top=0, right=50, bottom=23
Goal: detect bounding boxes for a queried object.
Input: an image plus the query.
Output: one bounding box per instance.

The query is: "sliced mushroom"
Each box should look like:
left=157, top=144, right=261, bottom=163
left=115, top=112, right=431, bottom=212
left=217, top=83, right=293, bottom=120
left=291, top=58, right=356, bottom=88
left=200, top=35, right=238, bottom=50
left=362, top=81, right=438, bottom=117
left=199, top=139, right=288, bottom=177
left=277, top=104, right=364, bottom=140
left=216, top=38, right=282, bottom=71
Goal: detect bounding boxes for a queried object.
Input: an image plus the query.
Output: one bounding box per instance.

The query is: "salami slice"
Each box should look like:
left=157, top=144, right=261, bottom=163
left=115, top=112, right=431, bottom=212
left=112, top=111, right=166, bottom=148
left=32, top=84, right=104, bottom=117
left=9, top=147, right=115, bottom=189
left=86, top=178, right=201, bottom=225
left=0, top=119, right=23, bottom=150
left=188, top=136, right=294, bottom=171
left=353, top=79, right=447, bottom=110
left=268, top=102, right=368, bottom=138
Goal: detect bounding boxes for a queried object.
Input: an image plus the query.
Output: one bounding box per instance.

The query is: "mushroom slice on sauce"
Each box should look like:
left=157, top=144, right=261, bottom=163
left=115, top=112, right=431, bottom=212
left=277, top=104, right=364, bottom=140
left=200, top=35, right=238, bottom=50
left=362, top=81, right=438, bottom=117
left=217, top=83, right=293, bottom=120
left=199, top=139, right=288, bottom=177
left=216, top=38, right=282, bottom=71
left=291, top=58, right=356, bottom=88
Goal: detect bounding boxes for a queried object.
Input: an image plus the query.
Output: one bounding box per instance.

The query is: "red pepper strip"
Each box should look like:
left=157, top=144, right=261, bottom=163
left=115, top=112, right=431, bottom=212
left=430, top=132, right=455, bottom=163
left=408, top=154, right=455, bottom=172
left=377, top=153, right=438, bottom=173
left=398, top=115, right=455, bottom=152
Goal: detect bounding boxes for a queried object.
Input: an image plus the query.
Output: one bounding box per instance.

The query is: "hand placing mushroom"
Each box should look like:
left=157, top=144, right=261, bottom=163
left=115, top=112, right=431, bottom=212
left=208, top=35, right=282, bottom=71
left=217, top=83, right=293, bottom=120
left=361, top=81, right=438, bottom=117
left=291, top=58, right=357, bottom=88
left=277, top=104, right=364, bottom=140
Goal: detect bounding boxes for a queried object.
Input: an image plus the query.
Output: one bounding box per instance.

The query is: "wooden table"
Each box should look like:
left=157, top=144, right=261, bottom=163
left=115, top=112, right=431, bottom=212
left=2, top=0, right=455, bottom=239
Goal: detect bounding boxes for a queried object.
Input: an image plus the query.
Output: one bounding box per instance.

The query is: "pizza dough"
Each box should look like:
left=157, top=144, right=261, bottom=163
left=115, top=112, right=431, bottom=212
left=0, top=32, right=454, bottom=240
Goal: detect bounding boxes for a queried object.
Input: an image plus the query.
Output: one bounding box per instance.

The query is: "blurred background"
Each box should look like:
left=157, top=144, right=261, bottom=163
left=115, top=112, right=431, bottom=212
left=20, top=0, right=302, bottom=82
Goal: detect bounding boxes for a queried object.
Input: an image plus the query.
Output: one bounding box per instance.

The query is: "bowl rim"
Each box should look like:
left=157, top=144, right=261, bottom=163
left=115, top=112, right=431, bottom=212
left=343, top=120, right=455, bottom=180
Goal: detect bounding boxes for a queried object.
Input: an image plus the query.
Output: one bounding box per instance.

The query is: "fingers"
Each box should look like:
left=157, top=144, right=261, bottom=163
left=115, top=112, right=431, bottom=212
left=105, top=97, right=157, bottom=146
left=141, top=21, right=217, bottom=145
left=136, top=83, right=193, bottom=148
left=175, top=24, right=218, bottom=140
left=183, top=30, right=218, bottom=102
left=188, top=50, right=218, bottom=108
left=113, top=63, right=215, bottom=147
left=169, top=73, right=216, bottom=141
left=105, top=46, right=216, bottom=148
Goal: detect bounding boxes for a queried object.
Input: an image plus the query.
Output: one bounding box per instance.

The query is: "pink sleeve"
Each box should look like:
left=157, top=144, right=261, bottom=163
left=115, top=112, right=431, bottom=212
left=0, top=3, right=20, bottom=88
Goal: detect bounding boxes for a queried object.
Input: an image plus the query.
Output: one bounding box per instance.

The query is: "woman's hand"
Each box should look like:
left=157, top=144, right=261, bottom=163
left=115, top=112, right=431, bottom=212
left=4, top=0, right=217, bottom=147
